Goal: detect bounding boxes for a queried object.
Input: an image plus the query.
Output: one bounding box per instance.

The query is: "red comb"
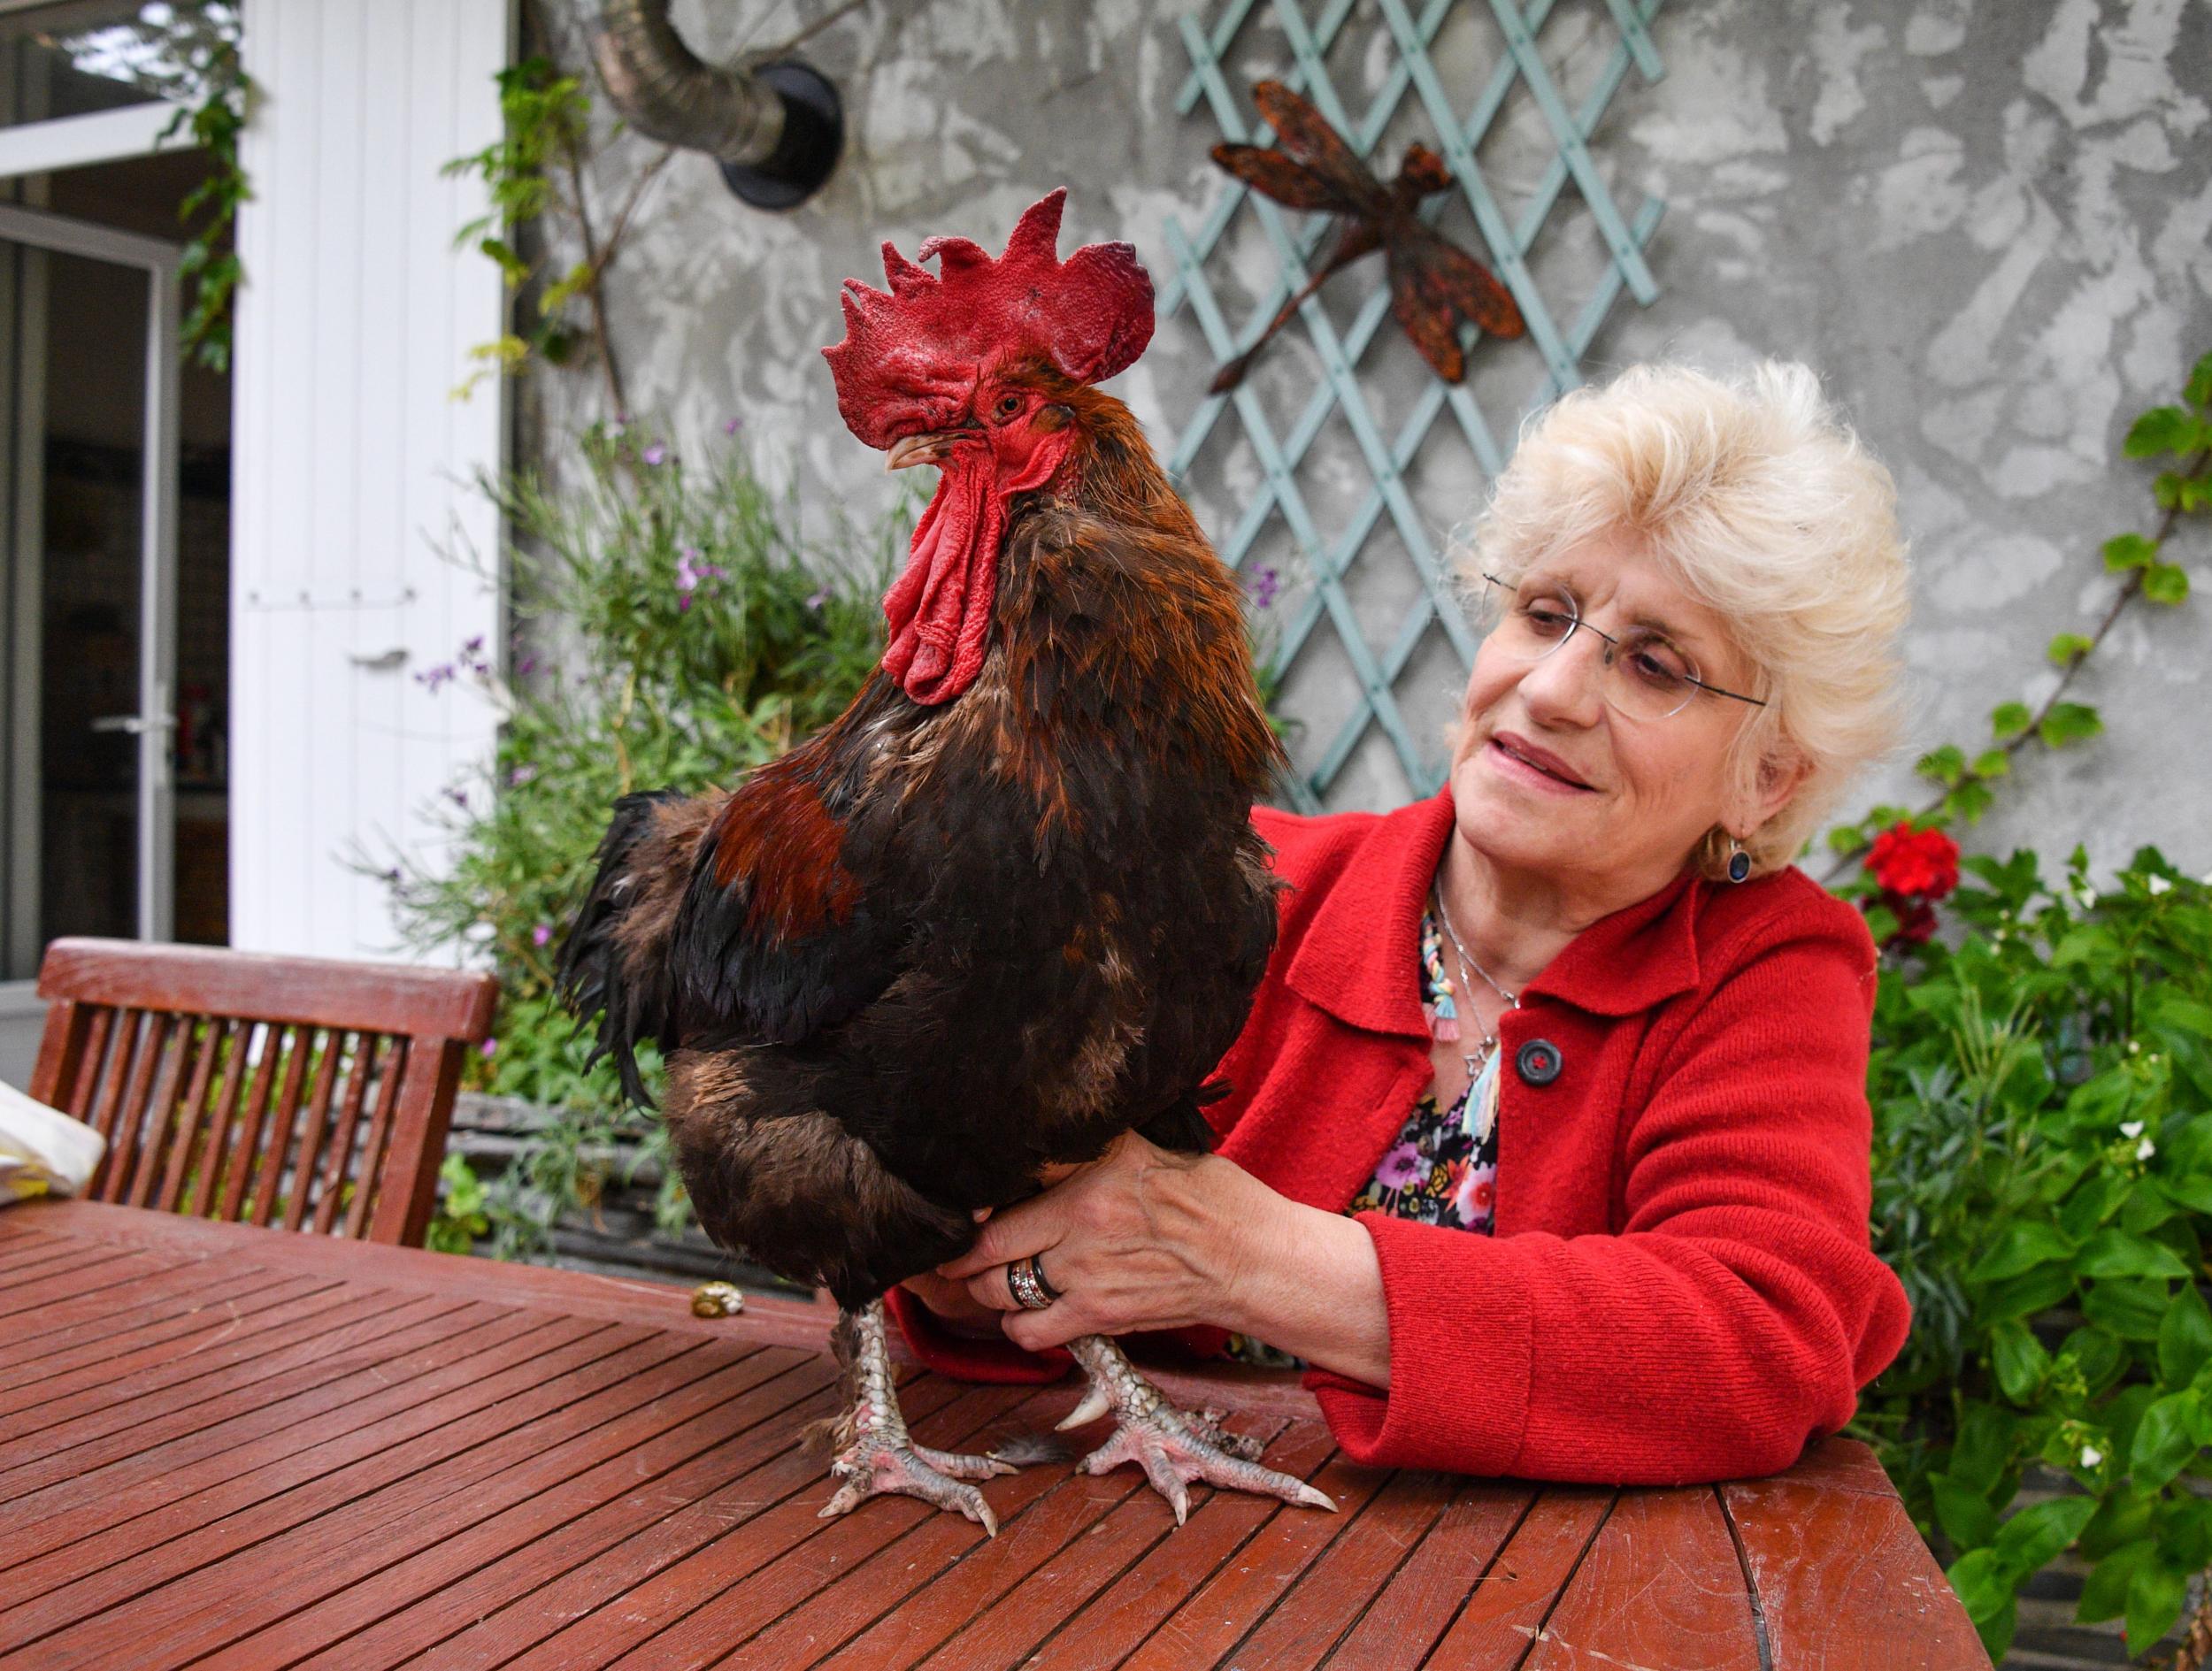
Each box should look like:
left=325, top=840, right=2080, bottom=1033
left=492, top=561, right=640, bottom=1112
left=822, top=188, right=1155, bottom=448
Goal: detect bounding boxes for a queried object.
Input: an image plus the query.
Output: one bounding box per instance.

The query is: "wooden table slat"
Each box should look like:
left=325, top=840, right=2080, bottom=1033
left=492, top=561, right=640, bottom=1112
left=1724, top=1469, right=1990, bottom=1670
left=495, top=1379, right=1041, bottom=1671
left=0, top=1322, right=676, bottom=1651
left=1419, top=1487, right=1617, bottom=1670
left=0, top=1293, right=511, bottom=1511
left=1520, top=1486, right=1762, bottom=1671
left=1114, top=1445, right=1396, bottom=1671
left=21, top=1336, right=773, bottom=1670
left=1319, top=1483, right=1539, bottom=1669
left=1013, top=1419, right=1342, bottom=1671
left=0, top=1200, right=1991, bottom=1671
left=0, top=1246, right=186, bottom=1322
left=2, top=1276, right=422, bottom=1440
left=918, top=1414, right=1298, bottom=1671
left=405, top=1372, right=979, bottom=1671
left=240, top=1353, right=846, bottom=1671
left=1223, top=1465, right=1467, bottom=1671
left=0, top=1271, right=354, bottom=1416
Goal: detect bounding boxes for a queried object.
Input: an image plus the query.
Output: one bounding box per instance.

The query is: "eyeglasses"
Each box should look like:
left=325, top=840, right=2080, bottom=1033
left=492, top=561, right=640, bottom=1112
left=1479, top=573, right=1768, bottom=722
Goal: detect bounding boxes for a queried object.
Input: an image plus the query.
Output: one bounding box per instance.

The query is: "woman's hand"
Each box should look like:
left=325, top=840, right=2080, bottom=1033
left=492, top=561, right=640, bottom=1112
left=933, top=1131, right=1274, bottom=1353
left=896, top=1269, right=1009, bottom=1338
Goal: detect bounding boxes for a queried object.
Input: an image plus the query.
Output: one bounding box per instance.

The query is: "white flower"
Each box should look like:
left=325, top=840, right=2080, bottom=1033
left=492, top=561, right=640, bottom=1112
left=2075, top=885, right=2099, bottom=910
left=2128, top=1040, right=2141, bottom=1054
left=2137, top=1137, right=2157, bottom=1162
left=2147, top=875, right=2172, bottom=895
left=2121, top=1120, right=2145, bottom=1138
left=2080, top=1445, right=2103, bottom=1468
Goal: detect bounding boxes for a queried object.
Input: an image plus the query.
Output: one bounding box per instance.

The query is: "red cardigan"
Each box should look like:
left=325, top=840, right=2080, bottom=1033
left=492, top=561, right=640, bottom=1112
left=887, top=790, right=1912, bottom=1484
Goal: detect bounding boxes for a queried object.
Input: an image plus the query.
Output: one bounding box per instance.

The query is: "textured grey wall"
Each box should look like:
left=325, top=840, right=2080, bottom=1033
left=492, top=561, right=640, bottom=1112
left=526, top=0, right=2212, bottom=877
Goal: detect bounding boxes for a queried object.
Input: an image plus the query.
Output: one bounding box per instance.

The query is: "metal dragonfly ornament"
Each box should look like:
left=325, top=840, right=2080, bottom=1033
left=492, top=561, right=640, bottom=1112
left=1207, top=80, right=1525, bottom=393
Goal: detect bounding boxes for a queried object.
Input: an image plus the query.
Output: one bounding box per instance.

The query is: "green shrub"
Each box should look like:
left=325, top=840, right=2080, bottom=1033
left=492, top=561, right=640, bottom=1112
left=1854, top=844, right=2212, bottom=1660
left=386, top=421, right=904, bottom=1251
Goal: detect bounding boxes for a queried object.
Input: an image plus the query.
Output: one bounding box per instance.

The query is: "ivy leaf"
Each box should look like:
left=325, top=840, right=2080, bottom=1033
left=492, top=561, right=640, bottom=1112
left=2128, top=1390, right=2201, bottom=1492
left=2046, top=632, right=2094, bottom=664
left=2039, top=703, right=2104, bottom=747
left=2187, top=349, right=2212, bottom=410
left=2143, top=562, right=2190, bottom=605
left=2126, top=1557, right=2190, bottom=1656
left=1991, top=701, right=2032, bottom=740
left=1971, top=748, right=2010, bottom=778
left=1946, top=781, right=1994, bottom=824
left=2124, top=405, right=2198, bottom=459
left=2103, top=533, right=2161, bottom=572
left=1989, top=1318, right=2050, bottom=1403
left=1916, top=744, right=1966, bottom=786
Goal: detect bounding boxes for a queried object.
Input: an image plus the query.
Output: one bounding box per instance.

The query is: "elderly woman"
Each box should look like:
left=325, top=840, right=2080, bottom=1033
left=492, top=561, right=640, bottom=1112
left=887, top=359, right=1915, bottom=1484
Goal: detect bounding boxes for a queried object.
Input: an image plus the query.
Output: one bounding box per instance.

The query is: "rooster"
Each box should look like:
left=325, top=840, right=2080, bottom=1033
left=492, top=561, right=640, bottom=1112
left=557, top=189, right=1331, bottom=1533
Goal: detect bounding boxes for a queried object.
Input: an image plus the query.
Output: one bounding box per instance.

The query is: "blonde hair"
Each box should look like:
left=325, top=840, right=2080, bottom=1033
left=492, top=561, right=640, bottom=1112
left=1458, top=360, right=1910, bottom=879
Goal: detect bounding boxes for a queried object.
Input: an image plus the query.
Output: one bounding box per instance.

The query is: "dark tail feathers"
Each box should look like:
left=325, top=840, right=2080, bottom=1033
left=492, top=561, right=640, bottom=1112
left=554, top=787, right=721, bottom=1107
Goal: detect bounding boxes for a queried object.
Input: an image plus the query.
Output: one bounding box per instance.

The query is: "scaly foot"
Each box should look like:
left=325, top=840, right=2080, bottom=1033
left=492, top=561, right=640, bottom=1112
left=818, top=1298, right=1020, bottom=1536
left=818, top=1430, right=1016, bottom=1535
left=1064, top=1334, right=1336, bottom=1526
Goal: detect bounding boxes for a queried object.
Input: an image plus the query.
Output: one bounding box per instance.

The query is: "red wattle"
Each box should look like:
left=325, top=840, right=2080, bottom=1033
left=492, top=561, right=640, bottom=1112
left=880, top=440, right=1066, bottom=705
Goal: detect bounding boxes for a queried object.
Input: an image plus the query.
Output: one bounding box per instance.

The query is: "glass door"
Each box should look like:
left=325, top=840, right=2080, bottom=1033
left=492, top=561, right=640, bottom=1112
left=0, top=200, right=179, bottom=978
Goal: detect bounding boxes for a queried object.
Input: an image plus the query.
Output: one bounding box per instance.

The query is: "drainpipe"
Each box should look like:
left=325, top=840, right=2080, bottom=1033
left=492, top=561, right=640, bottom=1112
left=588, top=0, right=843, bottom=210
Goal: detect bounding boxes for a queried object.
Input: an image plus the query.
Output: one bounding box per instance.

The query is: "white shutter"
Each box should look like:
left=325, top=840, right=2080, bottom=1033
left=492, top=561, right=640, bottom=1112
left=231, top=0, right=514, bottom=958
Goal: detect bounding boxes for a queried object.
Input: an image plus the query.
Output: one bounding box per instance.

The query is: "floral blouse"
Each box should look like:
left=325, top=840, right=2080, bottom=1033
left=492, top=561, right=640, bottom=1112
left=1225, top=908, right=1498, bottom=1368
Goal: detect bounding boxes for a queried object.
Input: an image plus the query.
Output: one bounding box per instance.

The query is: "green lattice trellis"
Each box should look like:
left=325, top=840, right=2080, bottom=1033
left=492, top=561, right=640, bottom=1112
left=1161, top=0, right=1668, bottom=812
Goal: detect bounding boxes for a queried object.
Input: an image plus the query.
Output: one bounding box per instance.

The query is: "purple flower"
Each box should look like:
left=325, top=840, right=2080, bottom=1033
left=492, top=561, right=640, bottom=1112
left=414, top=663, right=457, bottom=694
left=723, top=416, right=744, bottom=435
left=508, top=763, right=539, bottom=787
left=1246, top=565, right=1280, bottom=611
left=1376, top=1143, right=1425, bottom=1191
left=463, top=634, right=484, bottom=655
left=642, top=443, right=668, bottom=466
left=480, top=1038, right=498, bottom=1059
left=514, top=655, right=538, bottom=677
left=532, top=923, right=552, bottom=947
left=675, top=548, right=726, bottom=603
left=806, top=585, right=832, bottom=611
left=677, top=594, right=692, bottom=614
left=444, top=786, right=470, bottom=809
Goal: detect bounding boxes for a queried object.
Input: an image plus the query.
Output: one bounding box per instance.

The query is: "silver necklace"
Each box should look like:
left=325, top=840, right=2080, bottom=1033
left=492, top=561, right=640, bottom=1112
left=1432, top=884, right=1518, bottom=1078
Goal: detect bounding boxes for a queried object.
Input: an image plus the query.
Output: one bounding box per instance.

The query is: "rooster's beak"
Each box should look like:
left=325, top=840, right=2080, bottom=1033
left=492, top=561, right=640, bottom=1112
left=885, top=430, right=972, bottom=471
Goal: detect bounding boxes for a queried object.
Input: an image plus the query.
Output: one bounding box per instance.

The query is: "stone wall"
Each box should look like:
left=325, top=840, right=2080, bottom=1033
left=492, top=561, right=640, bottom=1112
left=524, top=0, right=2212, bottom=875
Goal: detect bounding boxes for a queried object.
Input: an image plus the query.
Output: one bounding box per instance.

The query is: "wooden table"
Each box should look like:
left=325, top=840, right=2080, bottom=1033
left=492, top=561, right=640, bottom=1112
left=0, top=1200, right=1988, bottom=1670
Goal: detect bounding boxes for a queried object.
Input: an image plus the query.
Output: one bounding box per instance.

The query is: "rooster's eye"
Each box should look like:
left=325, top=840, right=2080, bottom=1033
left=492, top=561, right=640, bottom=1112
left=993, top=394, right=1023, bottom=421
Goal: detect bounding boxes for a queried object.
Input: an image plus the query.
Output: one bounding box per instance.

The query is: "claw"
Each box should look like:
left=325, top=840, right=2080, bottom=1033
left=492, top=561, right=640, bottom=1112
left=819, top=1299, right=1021, bottom=1537
left=818, top=1433, right=1003, bottom=1536
left=1055, top=1381, right=1113, bottom=1431
left=1064, top=1335, right=1336, bottom=1524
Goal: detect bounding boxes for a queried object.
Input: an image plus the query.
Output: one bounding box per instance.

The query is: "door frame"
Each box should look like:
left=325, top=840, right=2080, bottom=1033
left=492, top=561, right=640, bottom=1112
left=0, top=200, right=182, bottom=1000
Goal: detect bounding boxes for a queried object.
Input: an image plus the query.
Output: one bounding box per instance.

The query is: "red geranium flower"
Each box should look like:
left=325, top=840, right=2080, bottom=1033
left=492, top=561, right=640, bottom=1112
left=1865, top=823, right=1960, bottom=901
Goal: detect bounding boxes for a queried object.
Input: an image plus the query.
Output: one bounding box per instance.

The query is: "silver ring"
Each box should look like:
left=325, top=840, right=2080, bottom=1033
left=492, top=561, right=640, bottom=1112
left=1007, top=1254, right=1061, bottom=1311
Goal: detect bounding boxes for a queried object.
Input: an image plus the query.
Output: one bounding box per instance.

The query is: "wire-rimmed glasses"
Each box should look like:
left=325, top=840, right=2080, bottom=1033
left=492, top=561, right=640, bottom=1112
left=1479, top=573, right=1768, bottom=722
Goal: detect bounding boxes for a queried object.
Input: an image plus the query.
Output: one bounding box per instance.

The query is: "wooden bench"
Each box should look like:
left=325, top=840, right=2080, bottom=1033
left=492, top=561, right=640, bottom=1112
left=26, top=937, right=497, bottom=1246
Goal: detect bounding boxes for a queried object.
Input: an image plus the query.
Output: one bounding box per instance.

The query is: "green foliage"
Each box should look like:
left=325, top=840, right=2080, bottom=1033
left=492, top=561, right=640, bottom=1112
left=424, top=1154, right=489, bottom=1254
left=442, top=56, right=598, bottom=395
left=1819, top=355, right=2208, bottom=880
left=381, top=424, right=904, bottom=1247
left=1855, top=847, right=2212, bottom=1660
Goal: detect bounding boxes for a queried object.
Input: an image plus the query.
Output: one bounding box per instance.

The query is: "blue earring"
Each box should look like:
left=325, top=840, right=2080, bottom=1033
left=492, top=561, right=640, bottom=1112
left=1726, top=837, right=1751, bottom=884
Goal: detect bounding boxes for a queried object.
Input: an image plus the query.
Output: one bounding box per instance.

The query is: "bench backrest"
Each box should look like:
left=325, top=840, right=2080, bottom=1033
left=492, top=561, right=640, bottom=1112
left=27, top=938, right=498, bottom=1246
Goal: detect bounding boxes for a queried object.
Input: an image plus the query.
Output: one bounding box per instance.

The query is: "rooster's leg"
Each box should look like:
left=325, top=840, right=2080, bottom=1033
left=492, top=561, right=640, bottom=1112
left=1062, top=1333, right=1337, bottom=1526
left=818, top=1298, right=1018, bottom=1536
